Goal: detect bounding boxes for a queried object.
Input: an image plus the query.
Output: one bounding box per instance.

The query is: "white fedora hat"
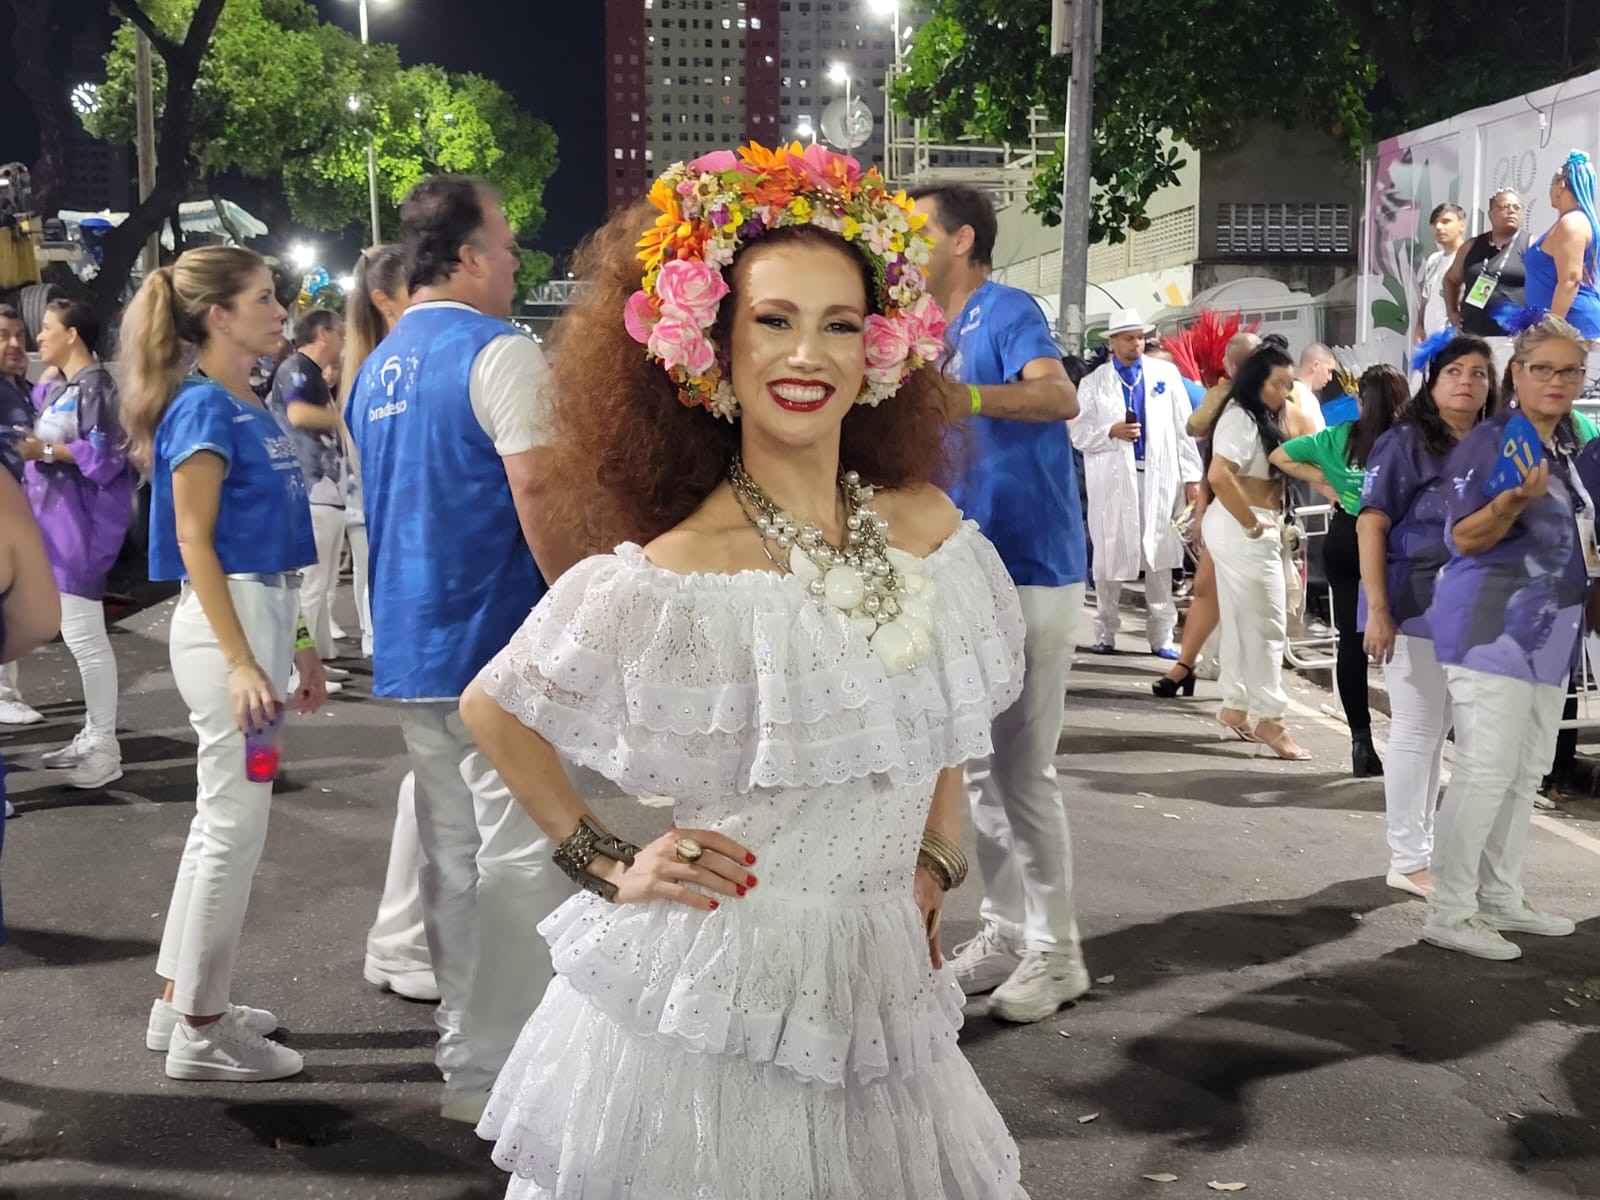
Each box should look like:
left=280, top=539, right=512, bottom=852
left=1104, top=307, right=1152, bottom=335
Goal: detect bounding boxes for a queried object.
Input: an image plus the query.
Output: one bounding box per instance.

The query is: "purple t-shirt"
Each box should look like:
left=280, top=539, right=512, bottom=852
left=1428, top=410, right=1588, bottom=687
left=1359, top=423, right=1452, bottom=639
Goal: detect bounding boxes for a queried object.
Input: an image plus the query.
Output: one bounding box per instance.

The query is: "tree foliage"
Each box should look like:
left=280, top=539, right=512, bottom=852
left=80, top=0, right=557, bottom=304
left=893, top=0, right=1600, bottom=243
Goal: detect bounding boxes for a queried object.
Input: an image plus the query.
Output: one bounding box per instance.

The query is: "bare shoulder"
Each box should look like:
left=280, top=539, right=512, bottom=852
left=640, top=486, right=773, bottom=576
left=875, top=482, right=962, bottom=557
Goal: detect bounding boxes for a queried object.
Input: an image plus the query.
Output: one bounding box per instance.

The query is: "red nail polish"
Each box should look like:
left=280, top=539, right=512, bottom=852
left=709, top=900, right=720, bottom=910
left=736, top=885, right=747, bottom=897
left=745, top=853, right=757, bottom=865
left=747, top=874, right=757, bottom=887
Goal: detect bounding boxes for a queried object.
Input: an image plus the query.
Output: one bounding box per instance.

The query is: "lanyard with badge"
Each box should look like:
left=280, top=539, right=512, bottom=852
left=1562, top=447, right=1600, bottom=578
left=1465, top=229, right=1524, bottom=311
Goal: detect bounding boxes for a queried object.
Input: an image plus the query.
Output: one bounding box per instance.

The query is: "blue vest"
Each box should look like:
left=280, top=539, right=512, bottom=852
left=350, top=305, right=547, bottom=699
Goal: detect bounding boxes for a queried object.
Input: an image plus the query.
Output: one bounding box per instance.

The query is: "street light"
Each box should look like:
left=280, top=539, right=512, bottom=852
left=827, top=61, right=854, bottom=145
left=344, top=0, right=387, bottom=247
left=867, top=0, right=902, bottom=70
left=289, top=242, right=318, bottom=271
left=796, top=115, right=817, bottom=145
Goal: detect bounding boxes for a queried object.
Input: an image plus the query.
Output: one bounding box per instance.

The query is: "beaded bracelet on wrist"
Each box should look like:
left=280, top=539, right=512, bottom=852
left=553, top=814, right=641, bottom=902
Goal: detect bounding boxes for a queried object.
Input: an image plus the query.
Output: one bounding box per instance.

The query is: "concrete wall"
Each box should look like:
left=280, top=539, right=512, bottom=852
left=1197, top=122, right=1361, bottom=259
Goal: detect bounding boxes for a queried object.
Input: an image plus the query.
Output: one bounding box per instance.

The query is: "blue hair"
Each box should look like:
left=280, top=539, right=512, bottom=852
left=1561, top=150, right=1599, bottom=280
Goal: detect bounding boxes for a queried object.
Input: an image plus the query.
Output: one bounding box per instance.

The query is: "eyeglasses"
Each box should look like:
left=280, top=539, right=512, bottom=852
left=1492, top=202, right=1523, bottom=212
left=1522, top=362, right=1587, bottom=384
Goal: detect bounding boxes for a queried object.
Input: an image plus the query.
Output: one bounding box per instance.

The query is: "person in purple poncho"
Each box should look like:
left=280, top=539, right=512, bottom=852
left=15, top=300, right=135, bottom=790
left=1359, top=336, right=1497, bottom=900
left=1420, top=315, right=1594, bottom=961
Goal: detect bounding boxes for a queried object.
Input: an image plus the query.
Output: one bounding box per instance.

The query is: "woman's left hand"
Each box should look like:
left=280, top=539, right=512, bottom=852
left=13, top=436, right=43, bottom=462
left=914, top=864, right=945, bottom=969
left=291, top=647, right=327, bottom=714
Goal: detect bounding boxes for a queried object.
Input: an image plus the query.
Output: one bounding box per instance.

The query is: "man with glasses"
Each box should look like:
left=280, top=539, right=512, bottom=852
left=1444, top=189, right=1528, bottom=374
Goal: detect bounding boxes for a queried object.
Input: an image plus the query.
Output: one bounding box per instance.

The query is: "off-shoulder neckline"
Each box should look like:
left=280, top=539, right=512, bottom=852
left=611, top=518, right=981, bottom=591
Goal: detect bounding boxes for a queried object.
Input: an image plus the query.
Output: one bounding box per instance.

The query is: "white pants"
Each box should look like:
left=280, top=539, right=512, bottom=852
left=59, top=593, right=118, bottom=747
left=301, top=505, right=347, bottom=660
left=397, top=703, right=570, bottom=1097
left=1429, top=665, right=1565, bottom=927
left=1092, top=473, right=1176, bottom=649
left=1381, top=635, right=1452, bottom=874
left=0, top=660, right=21, bottom=703
left=365, top=772, right=431, bottom=975
left=1205, top=504, right=1288, bottom=721
left=967, top=583, right=1086, bottom=954
left=347, top=520, right=372, bottom=658
left=157, top=580, right=297, bottom=1016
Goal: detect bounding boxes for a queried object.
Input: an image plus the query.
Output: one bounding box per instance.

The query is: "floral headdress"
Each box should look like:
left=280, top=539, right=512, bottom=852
left=624, top=141, right=946, bottom=420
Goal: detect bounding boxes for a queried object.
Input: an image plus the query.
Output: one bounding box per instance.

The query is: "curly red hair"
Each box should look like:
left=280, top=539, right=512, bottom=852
left=542, top=203, right=960, bottom=555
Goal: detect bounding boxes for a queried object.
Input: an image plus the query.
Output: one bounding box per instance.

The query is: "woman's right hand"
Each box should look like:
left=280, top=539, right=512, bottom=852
left=1364, top=606, right=1398, bottom=664
left=603, top=828, right=758, bottom=912
left=228, top=659, right=280, bottom=734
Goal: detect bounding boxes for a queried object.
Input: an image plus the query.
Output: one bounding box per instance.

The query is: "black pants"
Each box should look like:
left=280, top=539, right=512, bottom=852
left=1323, top=510, right=1372, bottom=736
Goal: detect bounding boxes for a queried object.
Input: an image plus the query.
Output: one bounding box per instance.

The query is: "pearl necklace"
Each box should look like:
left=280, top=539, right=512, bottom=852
left=727, top=455, right=933, bottom=674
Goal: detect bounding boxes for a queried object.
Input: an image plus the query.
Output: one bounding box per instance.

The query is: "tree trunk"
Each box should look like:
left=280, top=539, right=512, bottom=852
left=11, top=0, right=72, bottom=218
left=92, top=0, right=229, bottom=311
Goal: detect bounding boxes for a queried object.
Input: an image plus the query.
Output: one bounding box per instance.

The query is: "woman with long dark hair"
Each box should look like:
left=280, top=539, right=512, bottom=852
left=1418, top=316, right=1590, bottom=959
left=17, top=299, right=135, bottom=788
left=1359, top=338, right=1497, bottom=898
left=1202, top=344, right=1311, bottom=761
left=1269, top=365, right=1410, bottom=776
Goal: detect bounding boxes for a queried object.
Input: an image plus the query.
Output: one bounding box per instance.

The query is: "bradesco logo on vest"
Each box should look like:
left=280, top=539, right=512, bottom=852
left=367, top=355, right=408, bottom=422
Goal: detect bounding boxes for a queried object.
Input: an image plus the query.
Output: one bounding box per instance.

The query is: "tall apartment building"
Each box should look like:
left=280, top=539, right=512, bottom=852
left=67, top=28, right=131, bottom=212
left=604, top=0, right=895, bottom=213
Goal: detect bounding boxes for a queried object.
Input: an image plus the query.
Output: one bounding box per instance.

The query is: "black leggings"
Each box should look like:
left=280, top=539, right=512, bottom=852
left=1322, top=510, right=1371, bottom=736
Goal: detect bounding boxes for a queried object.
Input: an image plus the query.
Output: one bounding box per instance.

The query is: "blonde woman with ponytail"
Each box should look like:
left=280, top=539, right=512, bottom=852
left=123, top=245, right=326, bottom=1081
left=336, top=245, right=440, bottom=1004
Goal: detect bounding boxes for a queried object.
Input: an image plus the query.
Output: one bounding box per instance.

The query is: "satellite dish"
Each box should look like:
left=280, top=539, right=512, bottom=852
left=819, top=97, right=874, bottom=151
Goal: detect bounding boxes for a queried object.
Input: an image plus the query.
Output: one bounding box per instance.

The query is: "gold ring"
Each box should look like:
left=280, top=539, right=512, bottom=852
left=674, top=837, right=704, bottom=865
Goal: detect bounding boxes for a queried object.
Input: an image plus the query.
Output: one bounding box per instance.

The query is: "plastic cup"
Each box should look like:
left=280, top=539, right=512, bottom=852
left=244, top=704, right=285, bottom=783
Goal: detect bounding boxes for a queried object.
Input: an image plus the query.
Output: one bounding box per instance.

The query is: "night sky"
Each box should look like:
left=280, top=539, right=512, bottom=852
left=0, top=0, right=605, bottom=266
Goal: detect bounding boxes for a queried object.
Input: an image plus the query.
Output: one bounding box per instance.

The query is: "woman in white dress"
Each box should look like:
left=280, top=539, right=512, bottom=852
left=459, top=144, right=1030, bottom=1197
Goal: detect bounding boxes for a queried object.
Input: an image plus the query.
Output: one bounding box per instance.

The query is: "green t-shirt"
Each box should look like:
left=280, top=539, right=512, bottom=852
left=1282, top=423, right=1364, bottom=516
left=1575, top=410, right=1598, bottom=444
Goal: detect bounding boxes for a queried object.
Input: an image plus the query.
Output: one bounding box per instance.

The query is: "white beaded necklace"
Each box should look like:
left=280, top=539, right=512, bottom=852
left=728, top=455, right=932, bottom=674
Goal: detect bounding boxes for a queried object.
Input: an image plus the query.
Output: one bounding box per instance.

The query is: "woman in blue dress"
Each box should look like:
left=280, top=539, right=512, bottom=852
left=1521, top=150, right=1600, bottom=340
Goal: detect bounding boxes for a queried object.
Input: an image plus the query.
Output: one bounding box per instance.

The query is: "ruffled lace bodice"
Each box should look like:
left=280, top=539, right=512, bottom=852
left=477, top=520, right=1025, bottom=1090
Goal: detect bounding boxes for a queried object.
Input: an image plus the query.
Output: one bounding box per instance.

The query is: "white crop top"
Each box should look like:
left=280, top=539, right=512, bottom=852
left=1211, top=403, right=1272, bottom=480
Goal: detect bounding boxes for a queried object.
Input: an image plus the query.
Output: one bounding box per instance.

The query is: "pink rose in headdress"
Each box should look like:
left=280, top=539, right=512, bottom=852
left=688, top=149, right=740, bottom=174
left=624, top=290, right=657, bottom=344
left=655, top=259, right=730, bottom=325
left=792, top=142, right=862, bottom=189
left=903, top=293, right=947, bottom=362
left=863, top=313, right=912, bottom=385
left=649, top=315, right=716, bottom=378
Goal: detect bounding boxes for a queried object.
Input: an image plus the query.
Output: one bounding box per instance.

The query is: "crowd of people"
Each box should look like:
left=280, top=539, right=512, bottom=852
left=0, top=139, right=1597, bottom=1197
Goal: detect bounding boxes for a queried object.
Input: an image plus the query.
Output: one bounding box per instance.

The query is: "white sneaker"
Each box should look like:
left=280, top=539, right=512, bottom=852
left=65, top=744, right=122, bottom=790
left=329, top=621, right=348, bottom=641
left=324, top=680, right=344, bottom=696
left=3, top=798, right=13, bottom=819
left=146, top=997, right=279, bottom=1051
left=164, top=1009, right=302, bottom=1081
left=363, top=959, right=442, bottom=1003
left=1480, top=901, right=1575, bottom=937
left=1420, top=915, right=1522, bottom=961
left=948, top=924, right=1022, bottom=996
left=989, top=949, right=1091, bottom=1022
left=439, top=1088, right=490, bottom=1125
left=0, top=698, right=43, bottom=725
left=41, top=730, right=89, bottom=769
left=320, top=663, right=350, bottom=681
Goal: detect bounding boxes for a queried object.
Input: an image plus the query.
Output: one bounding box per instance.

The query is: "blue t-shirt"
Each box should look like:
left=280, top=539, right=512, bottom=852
left=1359, top=423, right=1453, bottom=639
left=944, top=280, right=1086, bottom=588
left=1428, top=410, right=1588, bottom=686
left=1180, top=377, right=1207, bottom=410
left=147, top=379, right=317, bottom=581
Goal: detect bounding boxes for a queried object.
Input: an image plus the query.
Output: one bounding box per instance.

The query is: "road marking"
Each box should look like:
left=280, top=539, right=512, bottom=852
left=1285, top=696, right=1600, bottom=860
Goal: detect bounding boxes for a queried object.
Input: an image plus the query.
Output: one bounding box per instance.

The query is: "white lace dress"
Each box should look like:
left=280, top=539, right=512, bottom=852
left=475, top=521, right=1030, bottom=1199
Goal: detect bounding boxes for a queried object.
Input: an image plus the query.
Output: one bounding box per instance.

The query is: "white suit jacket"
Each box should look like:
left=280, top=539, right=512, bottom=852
left=1069, top=356, right=1203, bottom=580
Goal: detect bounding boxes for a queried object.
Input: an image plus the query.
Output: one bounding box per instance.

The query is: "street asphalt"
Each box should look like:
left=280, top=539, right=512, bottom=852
left=1, top=584, right=1597, bottom=1200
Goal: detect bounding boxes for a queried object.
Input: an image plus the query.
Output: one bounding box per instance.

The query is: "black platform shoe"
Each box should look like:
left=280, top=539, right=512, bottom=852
left=1151, top=662, right=1197, bottom=698
left=1351, top=732, right=1384, bottom=777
